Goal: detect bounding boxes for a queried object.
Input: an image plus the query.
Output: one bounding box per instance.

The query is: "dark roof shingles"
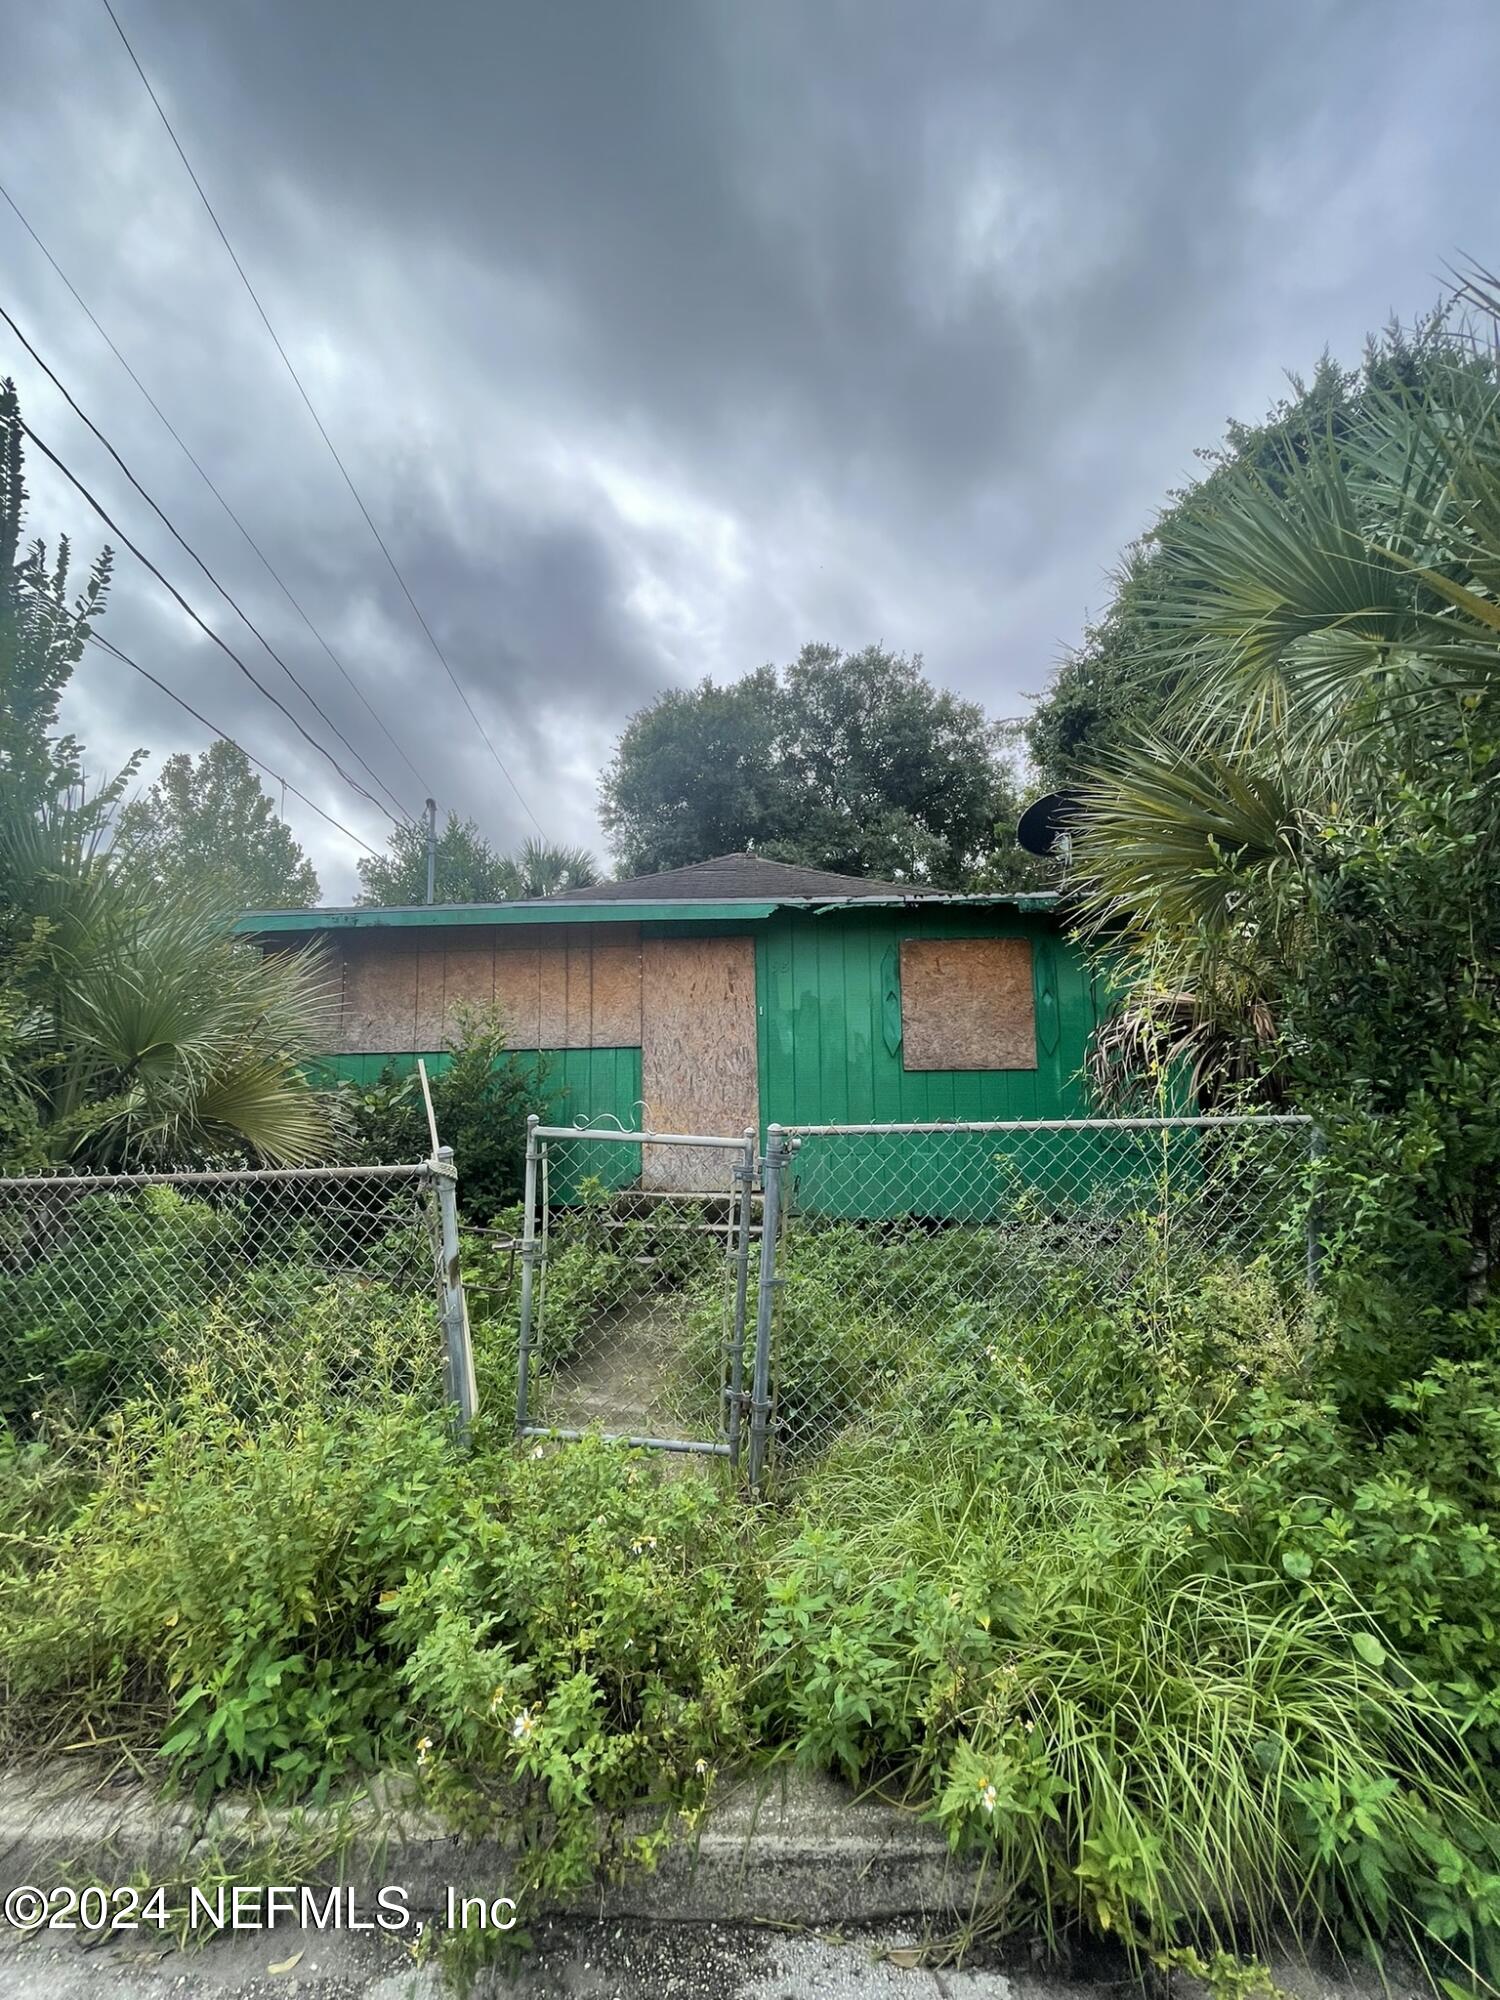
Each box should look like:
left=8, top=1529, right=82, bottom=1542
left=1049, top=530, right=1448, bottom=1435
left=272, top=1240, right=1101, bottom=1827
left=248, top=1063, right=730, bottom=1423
left=553, top=852, right=943, bottom=903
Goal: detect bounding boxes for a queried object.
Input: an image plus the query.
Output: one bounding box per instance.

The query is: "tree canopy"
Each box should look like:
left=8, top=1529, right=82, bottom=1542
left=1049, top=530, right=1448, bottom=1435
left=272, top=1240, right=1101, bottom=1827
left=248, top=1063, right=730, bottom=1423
left=356, top=815, right=599, bottom=906
left=116, top=740, right=320, bottom=909
left=0, top=383, right=332, bottom=1167
left=1066, top=296, right=1500, bottom=1356
left=600, top=642, right=1039, bottom=887
left=0, top=377, right=121, bottom=821
left=1026, top=332, right=1440, bottom=789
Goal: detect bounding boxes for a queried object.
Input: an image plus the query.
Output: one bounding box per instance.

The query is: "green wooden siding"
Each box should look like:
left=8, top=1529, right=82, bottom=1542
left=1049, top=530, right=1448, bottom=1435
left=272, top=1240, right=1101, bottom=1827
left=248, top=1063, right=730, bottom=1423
left=754, top=907, right=1101, bottom=1219
left=754, top=907, right=1095, bottom=1130
left=307, top=907, right=1106, bottom=1215
left=314, top=1047, right=643, bottom=1193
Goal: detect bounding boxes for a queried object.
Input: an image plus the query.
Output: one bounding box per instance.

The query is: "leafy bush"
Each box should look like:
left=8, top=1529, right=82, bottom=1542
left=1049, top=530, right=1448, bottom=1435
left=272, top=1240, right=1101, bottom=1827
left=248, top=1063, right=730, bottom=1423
left=758, top=1374, right=1500, bottom=1980
left=0, top=1188, right=239, bottom=1431
left=338, top=1004, right=543, bottom=1221
left=4, top=1226, right=1500, bottom=1982
left=0, top=1184, right=440, bottom=1434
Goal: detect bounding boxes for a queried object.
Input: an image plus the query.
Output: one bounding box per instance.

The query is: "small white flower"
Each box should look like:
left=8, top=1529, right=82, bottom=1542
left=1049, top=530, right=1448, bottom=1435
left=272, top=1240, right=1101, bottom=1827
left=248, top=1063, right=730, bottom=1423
left=630, top=1539, right=644, bottom=1555
left=511, top=1710, right=536, bottom=1742
left=531, top=1444, right=545, bottom=1460
left=978, top=1780, right=998, bottom=1815
left=694, top=1757, right=710, bottom=1778
left=415, top=1735, right=433, bottom=1767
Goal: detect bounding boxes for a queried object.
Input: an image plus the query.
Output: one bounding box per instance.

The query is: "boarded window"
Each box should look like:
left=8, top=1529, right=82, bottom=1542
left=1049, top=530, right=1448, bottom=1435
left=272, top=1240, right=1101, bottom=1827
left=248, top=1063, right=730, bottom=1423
left=899, top=937, right=1036, bottom=1071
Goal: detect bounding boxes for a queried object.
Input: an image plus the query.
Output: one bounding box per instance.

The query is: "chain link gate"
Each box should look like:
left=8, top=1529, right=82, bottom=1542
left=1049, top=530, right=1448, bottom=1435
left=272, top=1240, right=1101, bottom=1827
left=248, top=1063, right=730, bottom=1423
left=514, top=1120, right=761, bottom=1464
left=763, top=1115, right=1319, bottom=1468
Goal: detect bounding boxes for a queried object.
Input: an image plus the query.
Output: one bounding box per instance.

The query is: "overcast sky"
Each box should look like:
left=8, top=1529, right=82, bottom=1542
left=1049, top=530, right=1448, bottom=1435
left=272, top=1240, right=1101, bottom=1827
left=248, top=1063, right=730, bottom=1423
left=4, top=0, right=1496, bottom=899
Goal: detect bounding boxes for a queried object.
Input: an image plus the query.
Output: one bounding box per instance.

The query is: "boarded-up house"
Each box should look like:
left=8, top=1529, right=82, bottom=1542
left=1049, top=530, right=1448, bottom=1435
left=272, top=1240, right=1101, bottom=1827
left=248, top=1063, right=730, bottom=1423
left=236, top=854, right=1096, bottom=1191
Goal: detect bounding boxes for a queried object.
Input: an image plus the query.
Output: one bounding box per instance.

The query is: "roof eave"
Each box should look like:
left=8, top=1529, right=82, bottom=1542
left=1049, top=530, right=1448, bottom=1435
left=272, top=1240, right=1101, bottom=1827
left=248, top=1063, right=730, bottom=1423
left=235, top=889, right=1059, bottom=936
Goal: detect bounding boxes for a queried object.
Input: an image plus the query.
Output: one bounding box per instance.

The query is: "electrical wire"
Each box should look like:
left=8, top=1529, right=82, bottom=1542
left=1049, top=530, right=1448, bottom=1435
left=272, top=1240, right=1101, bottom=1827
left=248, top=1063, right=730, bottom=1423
left=0, top=300, right=414, bottom=826
left=0, top=175, right=434, bottom=808
left=82, top=629, right=383, bottom=858
left=17, top=412, right=403, bottom=827
left=100, top=0, right=549, bottom=840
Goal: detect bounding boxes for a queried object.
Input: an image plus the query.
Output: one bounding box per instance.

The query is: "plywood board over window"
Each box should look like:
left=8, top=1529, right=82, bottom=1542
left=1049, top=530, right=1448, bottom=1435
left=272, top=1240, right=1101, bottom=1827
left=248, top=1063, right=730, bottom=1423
left=900, top=937, right=1036, bottom=1071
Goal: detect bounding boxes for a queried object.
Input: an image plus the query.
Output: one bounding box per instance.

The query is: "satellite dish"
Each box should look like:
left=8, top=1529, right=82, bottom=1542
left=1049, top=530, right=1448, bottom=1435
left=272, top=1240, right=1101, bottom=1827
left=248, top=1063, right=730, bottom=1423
left=1016, top=789, right=1083, bottom=859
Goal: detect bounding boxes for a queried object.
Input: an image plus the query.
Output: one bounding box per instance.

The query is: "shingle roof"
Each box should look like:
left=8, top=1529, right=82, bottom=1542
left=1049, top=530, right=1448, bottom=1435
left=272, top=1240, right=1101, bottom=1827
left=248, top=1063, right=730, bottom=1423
left=552, top=853, right=947, bottom=903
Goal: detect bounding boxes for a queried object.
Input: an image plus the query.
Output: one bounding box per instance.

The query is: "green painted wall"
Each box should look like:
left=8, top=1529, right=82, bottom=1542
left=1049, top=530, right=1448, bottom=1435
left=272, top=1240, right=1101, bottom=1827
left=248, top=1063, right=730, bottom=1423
left=310, top=908, right=1107, bottom=1212
left=315, top=1046, right=643, bottom=1193
left=754, top=906, right=1095, bottom=1129
left=752, top=907, right=1102, bottom=1218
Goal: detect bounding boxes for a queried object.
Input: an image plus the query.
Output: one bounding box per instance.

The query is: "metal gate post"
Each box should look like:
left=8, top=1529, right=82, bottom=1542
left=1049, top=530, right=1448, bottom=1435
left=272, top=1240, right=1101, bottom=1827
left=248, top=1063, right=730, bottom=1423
left=747, top=1125, right=787, bottom=1493
left=515, top=1115, right=541, bottom=1440
left=433, top=1144, right=478, bottom=1442
left=725, top=1127, right=756, bottom=1472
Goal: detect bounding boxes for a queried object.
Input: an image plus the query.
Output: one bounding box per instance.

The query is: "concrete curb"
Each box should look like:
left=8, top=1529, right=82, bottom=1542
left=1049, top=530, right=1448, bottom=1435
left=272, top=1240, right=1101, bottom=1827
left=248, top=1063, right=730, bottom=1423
left=0, top=1764, right=986, bottom=1927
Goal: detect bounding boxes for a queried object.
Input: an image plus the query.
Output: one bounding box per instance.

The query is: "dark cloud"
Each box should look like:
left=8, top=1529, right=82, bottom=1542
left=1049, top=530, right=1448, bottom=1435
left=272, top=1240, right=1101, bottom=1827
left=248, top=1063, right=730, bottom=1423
left=4, top=0, right=1497, bottom=894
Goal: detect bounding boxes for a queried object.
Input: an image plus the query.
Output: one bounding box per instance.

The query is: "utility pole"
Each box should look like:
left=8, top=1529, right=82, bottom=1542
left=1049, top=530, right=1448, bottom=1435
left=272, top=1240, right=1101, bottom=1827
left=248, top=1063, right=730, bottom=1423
left=424, top=797, right=437, bottom=905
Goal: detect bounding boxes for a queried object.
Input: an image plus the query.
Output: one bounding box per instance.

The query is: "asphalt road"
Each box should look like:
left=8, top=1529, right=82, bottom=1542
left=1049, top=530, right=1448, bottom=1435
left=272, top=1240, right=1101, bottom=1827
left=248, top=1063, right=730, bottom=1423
left=0, top=1917, right=1123, bottom=2000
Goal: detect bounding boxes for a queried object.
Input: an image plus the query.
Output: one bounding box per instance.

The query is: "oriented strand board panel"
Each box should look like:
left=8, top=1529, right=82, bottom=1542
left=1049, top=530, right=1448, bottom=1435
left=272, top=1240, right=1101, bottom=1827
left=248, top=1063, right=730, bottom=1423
left=590, top=940, right=643, bottom=1045
left=537, top=947, right=570, bottom=1047
left=640, top=936, right=758, bottom=1190
left=413, top=948, right=447, bottom=1049
left=442, top=944, right=495, bottom=1019
left=340, top=945, right=417, bottom=1053
left=900, top=937, right=1037, bottom=1071
left=493, top=942, right=542, bottom=1048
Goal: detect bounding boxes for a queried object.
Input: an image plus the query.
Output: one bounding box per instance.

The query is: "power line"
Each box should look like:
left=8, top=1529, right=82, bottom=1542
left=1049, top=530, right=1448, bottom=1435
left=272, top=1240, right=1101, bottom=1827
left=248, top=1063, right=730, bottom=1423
left=18, top=412, right=404, bottom=828
left=0, top=298, right=414, bottom=826
left=83, top=628, right=382, bottom=857
left=101, top=0, right=549, bottom=841
left=28, top=583, right=384, bottom=859
left=0, top=175, right=435, bottom=810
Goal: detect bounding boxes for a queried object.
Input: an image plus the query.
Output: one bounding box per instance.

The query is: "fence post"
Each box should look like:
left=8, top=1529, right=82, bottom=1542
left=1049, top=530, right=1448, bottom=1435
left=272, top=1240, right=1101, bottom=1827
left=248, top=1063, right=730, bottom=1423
left=725, top=1127, right=756, bottom=1472
left=747, top=1125, right=787, bottom=1494
left=515, top=1115, right=541, bottom=1441
left=1305, top=1123, right=1326, bottom=1293
left=433, top=1144, right=478, bottom=1442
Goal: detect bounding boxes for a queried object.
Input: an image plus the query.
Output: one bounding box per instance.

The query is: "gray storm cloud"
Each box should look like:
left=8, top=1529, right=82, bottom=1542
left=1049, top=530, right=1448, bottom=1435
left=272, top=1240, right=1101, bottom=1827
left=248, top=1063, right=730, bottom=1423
left=3, top=0, right=1496, bottom=896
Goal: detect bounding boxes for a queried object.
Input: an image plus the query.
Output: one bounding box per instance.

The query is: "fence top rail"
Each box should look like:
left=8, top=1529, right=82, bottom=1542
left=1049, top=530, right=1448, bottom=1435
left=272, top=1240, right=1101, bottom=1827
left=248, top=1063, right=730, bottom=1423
left=532, top=1126, right=753, bottom=1149
left=779, top=1115, right=1315, bottom=1138
left=0, top=1162, right=434, bottom=1193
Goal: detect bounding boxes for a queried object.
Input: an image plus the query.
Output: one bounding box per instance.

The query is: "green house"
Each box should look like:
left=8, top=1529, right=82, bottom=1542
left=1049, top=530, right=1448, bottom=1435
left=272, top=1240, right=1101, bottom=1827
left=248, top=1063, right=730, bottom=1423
left=237, top=854, right=1098, bottom=1204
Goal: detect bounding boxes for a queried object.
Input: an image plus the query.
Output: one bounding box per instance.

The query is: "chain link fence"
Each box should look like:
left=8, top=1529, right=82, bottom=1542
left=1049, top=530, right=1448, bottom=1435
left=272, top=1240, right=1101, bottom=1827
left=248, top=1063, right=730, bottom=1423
left=0, top=1163, right=462, bottom=1438
left=515, top=1126, right=758, bottom=1458
left=768, top=1117, right=1318, bottom=1461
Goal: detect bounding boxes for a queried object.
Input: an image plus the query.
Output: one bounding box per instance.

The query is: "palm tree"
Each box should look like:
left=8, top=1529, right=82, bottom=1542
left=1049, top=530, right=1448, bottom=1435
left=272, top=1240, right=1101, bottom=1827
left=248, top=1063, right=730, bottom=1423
left=1, top=806, right=336, bottom=1167
left=1070, top=312, right=1500, bottom=1099
left=495, top=838, right=600, bottom=899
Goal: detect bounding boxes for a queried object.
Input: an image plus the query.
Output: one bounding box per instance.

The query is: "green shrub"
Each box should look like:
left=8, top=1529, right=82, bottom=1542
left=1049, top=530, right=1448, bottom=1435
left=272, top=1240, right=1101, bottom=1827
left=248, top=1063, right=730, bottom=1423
left=338, top=1004, right=543, bottom=1222
left=0, top=1188, right=240, bottom=1431
left=758, top=1400, right=1500, bottom=1980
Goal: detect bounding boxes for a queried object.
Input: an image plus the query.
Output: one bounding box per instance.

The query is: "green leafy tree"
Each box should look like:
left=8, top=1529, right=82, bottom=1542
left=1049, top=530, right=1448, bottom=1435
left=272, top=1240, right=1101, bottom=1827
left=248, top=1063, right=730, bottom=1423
left=1026, top=336, right=1440, bottom=789
left=0, top=384, right=332, bottom=1167
left=115, top=740, right=320, bottom=909
left=601, top=643, right=1030, bottom=886
left=356, top=815, right=598, bottom=906
left=0, top=377, right=125, bottom=819
left=1070, top=302, right=1500, bottom=1328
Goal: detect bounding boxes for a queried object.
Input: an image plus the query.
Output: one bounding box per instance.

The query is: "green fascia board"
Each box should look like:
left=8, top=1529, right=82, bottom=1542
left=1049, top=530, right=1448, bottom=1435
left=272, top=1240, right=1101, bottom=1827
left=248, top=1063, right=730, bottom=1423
left=234, top=891, right=1057, bottom=936
left=234, top=899, right=781, bottom=934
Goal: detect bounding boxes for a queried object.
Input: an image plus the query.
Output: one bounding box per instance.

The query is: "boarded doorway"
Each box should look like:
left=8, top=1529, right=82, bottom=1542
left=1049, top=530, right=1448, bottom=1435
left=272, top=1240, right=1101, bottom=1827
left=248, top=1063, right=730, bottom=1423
left=640, top=936, right=759, bottom=1190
